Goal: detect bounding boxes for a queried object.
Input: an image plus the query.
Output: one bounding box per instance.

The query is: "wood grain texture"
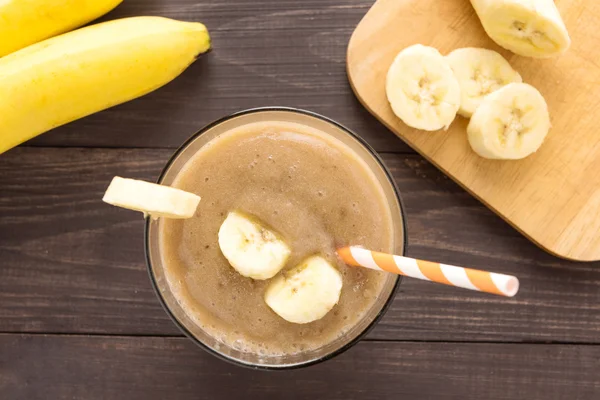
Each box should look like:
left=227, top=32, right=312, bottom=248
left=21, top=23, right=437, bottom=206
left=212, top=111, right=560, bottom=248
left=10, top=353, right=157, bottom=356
left=0, top=335, right=598, bottom=400
left=347, top=0, right=600, bottom=261
left=8, top=0, right=410, bottom=153
left=1, top=0, right=596, bottom=395
left=1, top=148, right=599, bottom=342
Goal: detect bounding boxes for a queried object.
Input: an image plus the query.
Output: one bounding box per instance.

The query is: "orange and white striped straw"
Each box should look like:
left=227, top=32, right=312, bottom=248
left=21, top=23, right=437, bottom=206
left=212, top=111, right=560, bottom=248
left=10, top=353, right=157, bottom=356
left=337, top=246, right=519, bottom=297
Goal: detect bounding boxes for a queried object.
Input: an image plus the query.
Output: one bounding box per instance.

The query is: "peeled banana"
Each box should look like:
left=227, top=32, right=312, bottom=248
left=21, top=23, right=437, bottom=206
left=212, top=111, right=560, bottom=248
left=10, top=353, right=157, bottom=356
left=103, top=177, right=201, bottom=219
left=470, top=0, right=571, bottom=58
left=0, top=16, right=211, bottom=154
left=446, top=48, right=522, bottom=118
left=467, top=83, right=550, bottom=159
left=0, top=0, right=122, bottom=57
left=218, top=212, right=291, bottom=280
left=386, top=44, right=461, bottom=131
left=264, top=256, right=343, bottom=324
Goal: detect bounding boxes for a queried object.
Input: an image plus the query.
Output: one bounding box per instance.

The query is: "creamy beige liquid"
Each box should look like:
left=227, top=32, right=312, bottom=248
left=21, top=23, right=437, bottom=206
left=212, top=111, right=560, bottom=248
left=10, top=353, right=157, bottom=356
left=159, top=121, right=394, bottom=356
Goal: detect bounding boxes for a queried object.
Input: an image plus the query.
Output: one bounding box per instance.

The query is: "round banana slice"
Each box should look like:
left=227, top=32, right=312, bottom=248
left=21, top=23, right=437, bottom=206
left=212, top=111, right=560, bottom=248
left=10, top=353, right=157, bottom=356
left=264, top=256, right=343, bottom=324
left=386, top=44, right=461, bottom=131
left=102, top=176, right=200, bottom=219
left=470, top=0, right=571, bottom=58
left=446, top=48, right=522, bottom=118
left=218, top=211, right=291, bottom=280
left=467, top=83, right=550, bottom=160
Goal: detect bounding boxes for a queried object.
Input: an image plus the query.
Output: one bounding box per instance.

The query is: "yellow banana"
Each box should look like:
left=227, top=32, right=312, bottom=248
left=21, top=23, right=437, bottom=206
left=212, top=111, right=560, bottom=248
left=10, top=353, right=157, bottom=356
left=218, top=211, right=291, bottom=280
left=0, top=17, right=211, bottom=154
left=467, top=83, right=551, bottom=159
left=470, top=0, right=570, bottom=58
left=0, top=0, right=123, bottom=57
left=264, top=256, right=343, bottom=324
left=103, top=177, right=201, bottom=219
left=386, top=44, right=461, bottom=131
left=446, top=47, right=522, bottom=118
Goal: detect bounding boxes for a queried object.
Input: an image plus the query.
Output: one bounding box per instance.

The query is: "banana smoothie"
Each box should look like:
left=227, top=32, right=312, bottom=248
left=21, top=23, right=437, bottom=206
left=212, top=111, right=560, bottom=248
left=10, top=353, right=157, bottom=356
left=158, top=120, right=396, bottom=357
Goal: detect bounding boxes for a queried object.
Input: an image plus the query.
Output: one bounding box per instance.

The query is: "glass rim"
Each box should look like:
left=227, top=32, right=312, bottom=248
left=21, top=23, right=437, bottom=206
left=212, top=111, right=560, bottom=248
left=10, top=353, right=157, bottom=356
left=144, top=106, right=409, bottom=370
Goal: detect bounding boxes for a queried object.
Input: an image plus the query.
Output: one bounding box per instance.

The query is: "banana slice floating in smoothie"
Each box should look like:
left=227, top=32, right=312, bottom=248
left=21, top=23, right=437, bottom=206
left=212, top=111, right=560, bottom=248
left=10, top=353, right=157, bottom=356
left=446, top=47, right=522, bottom=117
left=386, top=44, right=461, bottom=131
left=102, top=176, right=201, bottom=219
left=470, top=0, right=571, bottom=58
left=218, top=211, right=291, bottom=280
left=264, top=256, right=343, bottom=324
left=467, top=83, right=550, bottom=159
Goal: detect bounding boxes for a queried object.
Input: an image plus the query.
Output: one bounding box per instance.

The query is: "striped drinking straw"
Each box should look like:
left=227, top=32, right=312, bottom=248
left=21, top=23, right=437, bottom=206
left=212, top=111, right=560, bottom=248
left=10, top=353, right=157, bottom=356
left=337, top=246, right=519, bottom=297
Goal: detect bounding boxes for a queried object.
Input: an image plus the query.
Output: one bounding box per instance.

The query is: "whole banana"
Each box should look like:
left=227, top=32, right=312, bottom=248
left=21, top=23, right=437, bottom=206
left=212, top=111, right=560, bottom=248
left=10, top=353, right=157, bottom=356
left=0, top=17, right=211, bottom=154
left=0, top=0, right=122, bottom=57
left=470, top=0, right=571, bottom=58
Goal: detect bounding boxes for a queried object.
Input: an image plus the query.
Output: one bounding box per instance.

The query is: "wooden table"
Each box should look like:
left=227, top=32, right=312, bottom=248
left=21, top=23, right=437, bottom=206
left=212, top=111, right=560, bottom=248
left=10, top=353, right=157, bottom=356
left=1, top=1, right=599, bottom=398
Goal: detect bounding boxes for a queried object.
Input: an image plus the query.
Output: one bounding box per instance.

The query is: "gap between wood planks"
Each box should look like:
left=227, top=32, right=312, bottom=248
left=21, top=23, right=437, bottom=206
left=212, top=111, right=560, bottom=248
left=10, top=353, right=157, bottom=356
left=0, top=332, right=599, bottom=346
left=15, top=145, right=419, bottom=155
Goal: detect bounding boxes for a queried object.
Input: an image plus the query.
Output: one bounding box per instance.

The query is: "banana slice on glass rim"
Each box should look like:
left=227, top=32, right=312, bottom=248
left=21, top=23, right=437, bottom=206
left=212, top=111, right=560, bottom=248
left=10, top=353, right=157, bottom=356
left=102, top=176, right=201, bottom=219
left=470, top=0, right=571, bottom=58
left=467, top=82, right=550, bottom=160
left=264, top=255, right=343, bottom=324
left=446, top=47, right=522, bottom=118
left=386, top=44, right=461, bottom=131
left=218, top=211, right=291, bottom=280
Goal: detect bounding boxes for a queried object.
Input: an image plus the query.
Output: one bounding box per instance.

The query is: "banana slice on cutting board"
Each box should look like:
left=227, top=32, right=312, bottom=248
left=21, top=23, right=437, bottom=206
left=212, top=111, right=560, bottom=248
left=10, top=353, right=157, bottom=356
left=467, top=83, right=550, bottom=159
left=446, top=48, right=522, bottom=118
left=102, top=176, right=201, bottom=219
left=386, top=44, right=461, bottom=131
left=218, top=211, right=291, bottom=280
left=470, top=0, right=571, bottom=58
left=264, top=256, right=343, bottom=324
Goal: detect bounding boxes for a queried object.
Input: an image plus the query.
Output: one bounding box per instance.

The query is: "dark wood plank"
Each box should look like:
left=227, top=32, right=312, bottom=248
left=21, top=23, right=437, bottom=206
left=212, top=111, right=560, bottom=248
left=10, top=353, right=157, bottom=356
left=1, top=148, right=599, bottom=341
left=16, top=0, right=409, bottom=153
left=0, top=335, right=598, bottom=400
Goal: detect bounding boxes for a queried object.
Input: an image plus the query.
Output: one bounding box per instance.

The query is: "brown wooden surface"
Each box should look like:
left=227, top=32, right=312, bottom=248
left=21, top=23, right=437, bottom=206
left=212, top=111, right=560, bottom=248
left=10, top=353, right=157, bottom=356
left=1, top=148, right=600, bottom=343
left=1, top=0, right=599, bottom=398
left=1, top=335, right=599, bottom=400
left=26, top=0, right=408, bottom=154
left=347, top=0, right=600, bottom=261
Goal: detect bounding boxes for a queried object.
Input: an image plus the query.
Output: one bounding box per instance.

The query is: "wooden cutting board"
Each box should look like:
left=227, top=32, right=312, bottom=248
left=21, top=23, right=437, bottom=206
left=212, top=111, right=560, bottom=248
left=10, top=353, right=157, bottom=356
left=347, top=0, right=600, bottom=261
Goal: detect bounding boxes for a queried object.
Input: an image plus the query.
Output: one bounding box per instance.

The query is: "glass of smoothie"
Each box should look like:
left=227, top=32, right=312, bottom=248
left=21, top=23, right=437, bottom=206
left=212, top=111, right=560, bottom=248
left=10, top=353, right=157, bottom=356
left=145, top=108, right=407, bottom=369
